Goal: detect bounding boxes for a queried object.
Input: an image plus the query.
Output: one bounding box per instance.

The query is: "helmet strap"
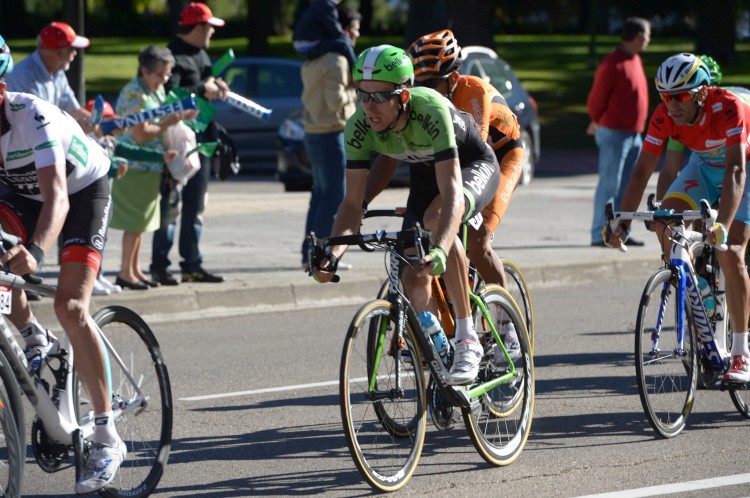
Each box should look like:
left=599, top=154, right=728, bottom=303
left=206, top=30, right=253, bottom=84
left=386, top=92, right=409, bottom=132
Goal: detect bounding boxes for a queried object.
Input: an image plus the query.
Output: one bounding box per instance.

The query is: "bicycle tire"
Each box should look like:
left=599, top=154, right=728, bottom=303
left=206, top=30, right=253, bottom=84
left=464, top=285, right=534, bottom=466
left=635, top=268, right=698, bottom=438
left=92, top=306, right=172, bottom=498
left=501, top=259, right=535, bottom=352
left=0, top=353, right=24, bottom=498
left=340, top=300, right=426, bottom=492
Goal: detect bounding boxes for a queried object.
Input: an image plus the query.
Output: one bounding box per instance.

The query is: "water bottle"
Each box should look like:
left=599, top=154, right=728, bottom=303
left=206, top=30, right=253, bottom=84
left=418, top=311, right=449, bottom=361
left=697, top=276, right=716, bottom=317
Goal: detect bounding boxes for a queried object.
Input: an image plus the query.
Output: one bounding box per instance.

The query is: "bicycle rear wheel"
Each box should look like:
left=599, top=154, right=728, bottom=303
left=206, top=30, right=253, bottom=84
left=92, top=306, right=172, bottom=498
left=501, top=259, right=535, bottom=352
left=0, top=355, right=23, bottom=498
left=340, top=300, right=426, bottom=492
left=635, top=269, right=698, bottom=438
left=465, top=285, right=534, bottom=466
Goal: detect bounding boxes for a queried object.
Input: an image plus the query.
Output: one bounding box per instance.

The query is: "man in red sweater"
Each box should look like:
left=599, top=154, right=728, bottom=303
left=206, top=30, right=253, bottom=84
left=587, top=17, right=651, bottom=246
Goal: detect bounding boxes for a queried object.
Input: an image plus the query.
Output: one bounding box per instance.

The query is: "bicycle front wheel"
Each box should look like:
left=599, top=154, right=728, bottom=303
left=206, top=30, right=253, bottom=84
left=92, top=306, right=173, bottom=498
left=340, top=300, right=426, bottom=492
left=635, top=269, right=698, bottom=438
left=0, top=357, right=23, bottom=498
left=465, top=285, right=534, bottom=466
left=502, top=259, right=535, bottom=352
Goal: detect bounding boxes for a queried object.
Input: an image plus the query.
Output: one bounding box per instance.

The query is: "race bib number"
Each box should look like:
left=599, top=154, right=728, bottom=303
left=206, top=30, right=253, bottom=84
left=468, top=212, right=484, bottom=230
left=0, top=286, right=11, bottom=315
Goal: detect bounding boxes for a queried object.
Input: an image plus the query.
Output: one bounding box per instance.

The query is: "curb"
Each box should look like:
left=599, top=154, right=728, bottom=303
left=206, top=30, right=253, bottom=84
left=28, top=256, right=659, bottom=326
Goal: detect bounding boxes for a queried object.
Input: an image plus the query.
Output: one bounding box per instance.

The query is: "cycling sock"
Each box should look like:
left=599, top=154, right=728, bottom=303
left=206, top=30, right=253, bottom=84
left=93, top=411, right=119, bottom=447
left=454, top=317, right=478, bottom=342
left=19, top=318, right=51, bottom=347
left=731, top=332, right=750, bottom=357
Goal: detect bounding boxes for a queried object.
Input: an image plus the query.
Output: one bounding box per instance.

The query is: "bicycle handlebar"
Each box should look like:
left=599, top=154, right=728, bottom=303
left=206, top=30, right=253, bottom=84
left=306, top=224, right=432, bottom=283
left=605, top=198, right=728, bottom=252
left=0, top=227, right=43, bottom=284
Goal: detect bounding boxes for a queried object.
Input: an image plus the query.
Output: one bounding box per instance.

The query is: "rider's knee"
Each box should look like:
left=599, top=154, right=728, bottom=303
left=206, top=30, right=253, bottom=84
left=54, top=297, right=88, bottom=331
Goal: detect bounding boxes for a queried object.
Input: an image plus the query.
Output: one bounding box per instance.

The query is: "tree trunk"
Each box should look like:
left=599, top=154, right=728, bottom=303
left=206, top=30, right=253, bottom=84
left=695, top=0, right=736, bottom=64
left=168, top=0, right=185, bottom=35
left=63, top=0, right=86, bottom=105
left=248, top=0, right=273, bottom=55
left=404, top=0, right=450, bottom=48
left=447, top=0, right=493, bottom=47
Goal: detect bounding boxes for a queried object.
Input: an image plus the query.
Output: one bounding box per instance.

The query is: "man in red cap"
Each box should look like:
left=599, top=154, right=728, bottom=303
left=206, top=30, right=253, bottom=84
left=150, top=2, right=229, bottom=286
left=5, top=22, right=93, bottom=132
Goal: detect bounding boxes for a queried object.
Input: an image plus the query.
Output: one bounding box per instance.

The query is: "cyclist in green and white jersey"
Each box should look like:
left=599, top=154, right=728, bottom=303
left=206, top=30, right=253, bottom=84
left=312, top=44, right=500, bottom=385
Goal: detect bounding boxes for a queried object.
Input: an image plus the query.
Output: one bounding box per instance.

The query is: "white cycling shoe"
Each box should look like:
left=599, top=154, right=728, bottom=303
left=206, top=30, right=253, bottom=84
left=447, top=339, right=483, bottom=385
left=75, top=439, right=127, bottom=495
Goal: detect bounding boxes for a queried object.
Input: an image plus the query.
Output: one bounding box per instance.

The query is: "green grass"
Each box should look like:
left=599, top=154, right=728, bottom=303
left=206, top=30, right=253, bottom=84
left=10, top=34, right=750, bottom=150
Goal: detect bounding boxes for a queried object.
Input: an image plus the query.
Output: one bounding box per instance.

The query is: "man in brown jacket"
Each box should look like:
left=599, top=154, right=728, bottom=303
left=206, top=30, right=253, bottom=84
left=300, top=5, right=360, bottom=269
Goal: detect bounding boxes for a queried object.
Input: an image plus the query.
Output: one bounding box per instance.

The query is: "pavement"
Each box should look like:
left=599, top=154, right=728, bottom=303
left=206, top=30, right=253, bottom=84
left=27, top=149, right=665, bottom=323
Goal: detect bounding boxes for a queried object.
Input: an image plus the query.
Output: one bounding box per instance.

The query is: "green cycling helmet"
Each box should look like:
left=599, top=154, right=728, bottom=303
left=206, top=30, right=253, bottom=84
left=353, top=44, right=414, bottom=86
left=0, top=35, right=13, bottom=78
left=699, top=55, right=722, bottom=86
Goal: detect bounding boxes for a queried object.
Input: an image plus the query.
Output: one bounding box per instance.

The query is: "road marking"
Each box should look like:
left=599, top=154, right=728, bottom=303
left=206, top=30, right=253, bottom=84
left=179, top=377, right=366, bottom=401
left=575, top=473, right=750, bottom=497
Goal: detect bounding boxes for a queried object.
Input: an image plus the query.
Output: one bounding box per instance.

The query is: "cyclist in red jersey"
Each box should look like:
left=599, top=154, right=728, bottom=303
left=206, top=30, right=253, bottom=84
left=606, top=53, right=750, bottom=383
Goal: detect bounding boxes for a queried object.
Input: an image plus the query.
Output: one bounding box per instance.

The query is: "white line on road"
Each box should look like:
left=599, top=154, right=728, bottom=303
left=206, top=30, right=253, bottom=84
left=575, top=473, right=750, bottom=497
left=179, top=377, right=366, bottom=401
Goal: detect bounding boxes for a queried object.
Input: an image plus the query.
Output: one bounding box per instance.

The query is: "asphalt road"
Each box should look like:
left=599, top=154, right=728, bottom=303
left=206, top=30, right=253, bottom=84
left=18, top=275, right=750, bottom=497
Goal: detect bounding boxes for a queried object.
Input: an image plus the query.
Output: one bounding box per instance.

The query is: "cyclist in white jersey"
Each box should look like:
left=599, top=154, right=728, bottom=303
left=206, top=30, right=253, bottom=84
left=0, top=37, right=126, bottom=494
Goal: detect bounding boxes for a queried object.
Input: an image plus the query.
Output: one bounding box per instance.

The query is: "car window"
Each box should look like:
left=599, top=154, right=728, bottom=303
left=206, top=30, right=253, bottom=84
left=257, top=64, right=303, bottom=99
left=223, top=63, right=303, bottom=99
left=224, top=67, right=250, bottom=95
left=475, top=59, right=514, bottom=95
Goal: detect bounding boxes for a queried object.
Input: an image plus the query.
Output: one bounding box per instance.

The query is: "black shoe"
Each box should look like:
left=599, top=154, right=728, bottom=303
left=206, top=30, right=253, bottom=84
left=141, top=279, right=160, bottom=288
left=626, top=236, right=645, bottom=246
left=25, top=290, right=42, bottom=301
left=151, top=269, right=179, bottom=286
left=182, top=268, right=224, bottom=283
left=115, top=277, right=149, bottom=290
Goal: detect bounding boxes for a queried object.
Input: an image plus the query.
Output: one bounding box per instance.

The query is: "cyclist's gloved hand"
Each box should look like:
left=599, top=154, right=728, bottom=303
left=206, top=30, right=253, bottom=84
left=427, top=246, right=447, bottom=276
left=602, top=222, right=628, bottom=248
left=312, top=253, right=340, bottom=283
left=708, top=222, right=728, bottom=246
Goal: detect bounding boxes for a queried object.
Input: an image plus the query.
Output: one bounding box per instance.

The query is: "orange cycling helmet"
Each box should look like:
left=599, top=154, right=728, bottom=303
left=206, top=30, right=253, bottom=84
left=407, top=29, right=463, bottom=79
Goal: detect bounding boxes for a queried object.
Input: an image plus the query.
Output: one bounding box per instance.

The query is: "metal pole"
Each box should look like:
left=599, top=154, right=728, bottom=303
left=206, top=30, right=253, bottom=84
left=63, top=0, right=85, bottom=105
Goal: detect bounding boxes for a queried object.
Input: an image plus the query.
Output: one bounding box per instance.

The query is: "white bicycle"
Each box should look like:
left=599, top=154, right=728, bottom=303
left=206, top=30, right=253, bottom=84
left=0, top=230, right=172, bottom=497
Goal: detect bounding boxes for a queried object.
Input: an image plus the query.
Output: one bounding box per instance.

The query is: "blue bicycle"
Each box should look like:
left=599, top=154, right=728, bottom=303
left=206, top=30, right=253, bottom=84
left=607, top=197, right=750, bottom=438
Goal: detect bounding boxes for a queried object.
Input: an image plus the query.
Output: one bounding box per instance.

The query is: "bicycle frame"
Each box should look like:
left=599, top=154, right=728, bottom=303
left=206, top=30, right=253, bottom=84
left=661, top=224, right=726, bottom=370
left=0, top=272, right=147, bottom=446
left=607, top=200, right=728, bottom=371
left=369, top=238, right=519, bottom=408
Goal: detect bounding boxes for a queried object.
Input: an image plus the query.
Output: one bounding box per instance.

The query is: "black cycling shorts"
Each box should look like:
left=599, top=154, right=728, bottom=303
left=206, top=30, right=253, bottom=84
left=0, top=176, right=111, bottom=269
left=402, top=157, right=500, bottom=231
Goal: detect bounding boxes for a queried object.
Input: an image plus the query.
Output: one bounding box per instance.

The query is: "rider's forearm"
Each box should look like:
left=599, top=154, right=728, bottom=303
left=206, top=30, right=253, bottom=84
left=328, top=201, right=363, bottom=259
left=717, top=163, right=745, bottom=227
left=434, top=186, right=463, bottom=252
left=32, top=194, right=68, bottom=253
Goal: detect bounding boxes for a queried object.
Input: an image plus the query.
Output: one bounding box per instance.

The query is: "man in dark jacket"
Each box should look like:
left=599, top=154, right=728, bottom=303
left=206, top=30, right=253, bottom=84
left=151, top=2, right=228, bottom=285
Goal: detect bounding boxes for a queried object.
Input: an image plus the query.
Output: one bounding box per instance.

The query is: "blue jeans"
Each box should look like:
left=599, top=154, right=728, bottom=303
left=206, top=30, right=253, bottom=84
left=151, top=155, right=210, bottom=274
left=591, top=126, right=643, bottom=242
left=301, top=131, right=346, bottom=264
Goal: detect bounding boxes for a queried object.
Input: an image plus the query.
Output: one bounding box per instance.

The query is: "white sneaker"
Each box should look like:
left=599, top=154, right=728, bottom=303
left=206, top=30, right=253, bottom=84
left=447, top=339, right=483, bottom=385
left=495, top=322, right=522, bottom=365
left=25, top=333, right=59, bottom=372
left=92, top=276, right=111, bottom=296
left=98, top=275, right=122, bottom=294
left=74, top=439, right=127, bottom=495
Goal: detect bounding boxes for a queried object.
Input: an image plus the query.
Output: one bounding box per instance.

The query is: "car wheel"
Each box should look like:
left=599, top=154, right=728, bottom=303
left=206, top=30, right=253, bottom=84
left=519, top=129, right=534, bottom=186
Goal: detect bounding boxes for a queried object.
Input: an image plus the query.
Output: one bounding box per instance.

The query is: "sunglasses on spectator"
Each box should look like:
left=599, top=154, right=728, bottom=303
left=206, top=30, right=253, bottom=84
left=356, top=88, right=403, bottom=104
left=659, top=88, right=701, bottom=103
left=414, top=77, right=448, bottom=89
